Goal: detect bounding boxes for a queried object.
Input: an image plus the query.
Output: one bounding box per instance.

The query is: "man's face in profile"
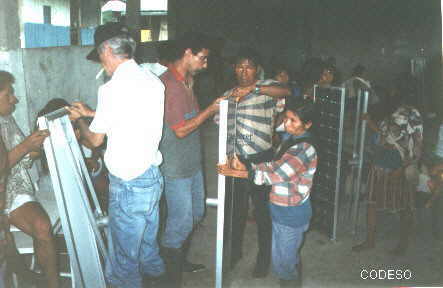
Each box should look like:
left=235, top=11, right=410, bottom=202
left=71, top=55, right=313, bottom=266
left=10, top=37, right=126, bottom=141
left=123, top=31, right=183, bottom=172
left=188, top=48, right=210, bottom=75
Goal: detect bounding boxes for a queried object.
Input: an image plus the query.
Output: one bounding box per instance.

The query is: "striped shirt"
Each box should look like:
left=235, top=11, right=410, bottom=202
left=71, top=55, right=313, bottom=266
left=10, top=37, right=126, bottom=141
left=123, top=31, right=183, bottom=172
left=252, top=142, right=317, bottom=207
left=225, top=79, right=285, bottom=156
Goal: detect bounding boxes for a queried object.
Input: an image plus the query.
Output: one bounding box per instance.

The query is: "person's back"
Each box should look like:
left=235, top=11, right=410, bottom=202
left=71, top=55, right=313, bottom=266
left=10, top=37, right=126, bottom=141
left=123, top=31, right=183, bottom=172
left=97, top=60, right=164, bottom=180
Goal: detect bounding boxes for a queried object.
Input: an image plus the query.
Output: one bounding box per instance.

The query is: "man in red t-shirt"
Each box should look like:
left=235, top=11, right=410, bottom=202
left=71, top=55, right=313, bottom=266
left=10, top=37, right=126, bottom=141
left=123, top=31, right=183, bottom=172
left=159, top=33, right=225, bottom=288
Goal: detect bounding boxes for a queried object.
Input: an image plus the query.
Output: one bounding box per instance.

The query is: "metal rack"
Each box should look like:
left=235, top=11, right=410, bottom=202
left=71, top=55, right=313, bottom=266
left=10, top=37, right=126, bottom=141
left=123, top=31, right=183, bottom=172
left=37, top=108, right=107, bottom=288
left=311, top=86, right=346, bottom=241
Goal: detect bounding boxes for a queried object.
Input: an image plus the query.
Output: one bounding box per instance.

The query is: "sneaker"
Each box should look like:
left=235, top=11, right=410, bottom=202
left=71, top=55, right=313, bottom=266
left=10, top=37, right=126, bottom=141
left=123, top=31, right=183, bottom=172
left=183, top=260, right=206, bottom=273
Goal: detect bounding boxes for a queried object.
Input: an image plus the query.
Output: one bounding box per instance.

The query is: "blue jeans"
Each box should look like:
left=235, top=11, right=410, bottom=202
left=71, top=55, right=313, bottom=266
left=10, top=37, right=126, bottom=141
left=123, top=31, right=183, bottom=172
left=272, top=221, right=309, bottom=281
left=105, top=166, right=164, bottom=288
left=162, top=170, right=205, bottom=249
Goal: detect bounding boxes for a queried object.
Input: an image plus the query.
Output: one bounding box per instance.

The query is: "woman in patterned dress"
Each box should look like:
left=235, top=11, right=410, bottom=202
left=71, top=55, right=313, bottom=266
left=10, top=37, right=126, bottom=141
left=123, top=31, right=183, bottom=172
left=0, top=71, right=59, bottom=287
left=353, top=80, right=423, bottom=255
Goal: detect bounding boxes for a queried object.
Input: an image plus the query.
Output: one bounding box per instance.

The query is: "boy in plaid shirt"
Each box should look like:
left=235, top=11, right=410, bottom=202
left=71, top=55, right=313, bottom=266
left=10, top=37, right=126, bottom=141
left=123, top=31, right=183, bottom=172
left=219, top=99, right=317, bottom=288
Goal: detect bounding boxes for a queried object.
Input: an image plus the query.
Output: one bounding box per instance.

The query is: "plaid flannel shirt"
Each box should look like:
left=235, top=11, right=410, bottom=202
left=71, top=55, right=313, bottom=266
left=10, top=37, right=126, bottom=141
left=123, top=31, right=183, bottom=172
left=252, top=142, right=317, bottom=206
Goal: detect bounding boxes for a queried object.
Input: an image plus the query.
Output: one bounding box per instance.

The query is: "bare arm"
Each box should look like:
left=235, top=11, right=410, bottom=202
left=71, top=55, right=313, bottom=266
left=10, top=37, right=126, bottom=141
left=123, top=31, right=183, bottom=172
left=76, top=118, right=105, bottom=148
left=7, top=130, right=49, bottom=168
left=174, top=96, right=225, bottom=138
left=231, top=84, right=290, bottom=102
left=67, top=103, right=105, bottom=148
left=258, top=85, right=291, bottom=98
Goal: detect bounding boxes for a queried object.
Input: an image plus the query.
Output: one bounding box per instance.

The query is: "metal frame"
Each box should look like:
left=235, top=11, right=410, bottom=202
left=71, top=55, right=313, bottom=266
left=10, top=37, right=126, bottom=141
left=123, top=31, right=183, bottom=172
left=38, top=108, right=107, bottom=288
left=312, top=85, right=346, bottom=241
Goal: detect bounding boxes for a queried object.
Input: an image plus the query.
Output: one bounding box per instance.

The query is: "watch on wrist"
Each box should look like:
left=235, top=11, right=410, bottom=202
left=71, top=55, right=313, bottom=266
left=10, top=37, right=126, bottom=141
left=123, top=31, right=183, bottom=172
left=254, top=85, right=261, bottom=94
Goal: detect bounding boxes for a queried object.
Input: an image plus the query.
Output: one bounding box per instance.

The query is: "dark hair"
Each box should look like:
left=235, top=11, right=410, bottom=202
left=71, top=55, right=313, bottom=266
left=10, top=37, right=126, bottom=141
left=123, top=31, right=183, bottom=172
left=37, top=98, right=71, bottom=173
left=286, top=98, right=317, bottom=125
left=157, top=40, right=177, bottom=63
left=233, top=47, right=261, bottom=68
left=352, top=64, right=365, bottom=77
left=0, top=71, right=15, bottom=92
left=173, top=32, right=212, bottom=61
left=269, top=62, right=289, bottom=79
left=37, top=98, right=69, bottom=118
left=300, top=58, right=327, bottom=88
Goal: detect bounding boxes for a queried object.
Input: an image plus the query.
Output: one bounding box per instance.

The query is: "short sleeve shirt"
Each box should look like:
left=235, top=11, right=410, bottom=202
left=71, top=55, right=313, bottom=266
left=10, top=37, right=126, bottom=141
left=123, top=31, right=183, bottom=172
left=90, top=59, right=165, bottom=181
left=159, top=68, right=202, bottom=178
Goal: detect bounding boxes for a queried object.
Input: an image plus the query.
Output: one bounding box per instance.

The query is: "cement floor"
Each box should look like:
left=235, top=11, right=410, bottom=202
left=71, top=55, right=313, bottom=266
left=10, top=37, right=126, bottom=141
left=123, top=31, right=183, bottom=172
left=14, top=120, right=443, bottom=288
left=183, top=122, right=443, bottom=288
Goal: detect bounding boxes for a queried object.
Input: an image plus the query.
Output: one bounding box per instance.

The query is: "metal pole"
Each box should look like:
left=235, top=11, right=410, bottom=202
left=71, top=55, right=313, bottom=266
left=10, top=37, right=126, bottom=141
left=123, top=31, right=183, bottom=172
left=347, top=90, right=362, bottom=220
left=351, top=90, right=369, bottom=234
left=332, top=87, right=346, bottom=241
left=215, top=100, right=228, bottom=288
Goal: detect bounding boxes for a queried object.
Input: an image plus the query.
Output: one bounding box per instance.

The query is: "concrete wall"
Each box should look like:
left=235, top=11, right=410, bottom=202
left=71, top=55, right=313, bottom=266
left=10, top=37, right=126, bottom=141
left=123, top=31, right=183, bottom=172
left=0, top=46, right=101, bottom=135
left=0, top=0, right=21, bottom=50
left=21, top=0, right=70, bottom=26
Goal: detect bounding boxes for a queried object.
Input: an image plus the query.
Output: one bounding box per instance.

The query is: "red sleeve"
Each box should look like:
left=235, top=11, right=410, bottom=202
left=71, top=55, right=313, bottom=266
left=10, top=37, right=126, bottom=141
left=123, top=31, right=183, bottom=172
left=162, top=77, right=187, bottom=131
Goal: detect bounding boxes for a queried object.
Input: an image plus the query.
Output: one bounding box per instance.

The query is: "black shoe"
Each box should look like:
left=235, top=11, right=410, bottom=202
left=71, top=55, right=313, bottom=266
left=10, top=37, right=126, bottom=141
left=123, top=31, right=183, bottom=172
left=252, top=262, right=269, bottom=278
left=183, top=260, right=206, bottom=273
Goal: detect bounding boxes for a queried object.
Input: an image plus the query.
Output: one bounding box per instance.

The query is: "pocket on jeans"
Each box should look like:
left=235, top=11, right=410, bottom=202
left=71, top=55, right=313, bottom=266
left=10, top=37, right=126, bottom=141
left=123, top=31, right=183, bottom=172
left=130, top=185, right=160, bottom=215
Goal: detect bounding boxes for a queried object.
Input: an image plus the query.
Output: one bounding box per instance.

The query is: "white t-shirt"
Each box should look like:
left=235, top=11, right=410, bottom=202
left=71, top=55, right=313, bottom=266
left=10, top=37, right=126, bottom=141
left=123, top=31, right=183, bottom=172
left=90, top=59, right=164, bottom=181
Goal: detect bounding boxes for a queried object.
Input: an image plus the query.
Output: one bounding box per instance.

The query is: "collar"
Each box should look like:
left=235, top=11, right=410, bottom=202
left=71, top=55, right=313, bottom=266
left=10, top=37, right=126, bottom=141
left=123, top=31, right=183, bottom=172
left=112, top=59, right=137, bottom=79
left=168, top=65, right=186, bottom=82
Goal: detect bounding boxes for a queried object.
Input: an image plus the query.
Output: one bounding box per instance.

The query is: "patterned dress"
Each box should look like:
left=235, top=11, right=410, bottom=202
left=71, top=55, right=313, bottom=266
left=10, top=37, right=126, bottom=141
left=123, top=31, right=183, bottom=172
left=368, top=105, right=423, bottom=211
left=0, top=115, right=36, bottom=213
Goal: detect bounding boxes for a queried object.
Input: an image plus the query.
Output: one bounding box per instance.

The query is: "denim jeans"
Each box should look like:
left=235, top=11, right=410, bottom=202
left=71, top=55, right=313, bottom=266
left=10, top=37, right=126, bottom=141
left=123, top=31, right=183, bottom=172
left=162, top=170, right=205, bottom=249
left=272, top=221, right=309, bottom=281
left=105, top=166, right=164, bottom=288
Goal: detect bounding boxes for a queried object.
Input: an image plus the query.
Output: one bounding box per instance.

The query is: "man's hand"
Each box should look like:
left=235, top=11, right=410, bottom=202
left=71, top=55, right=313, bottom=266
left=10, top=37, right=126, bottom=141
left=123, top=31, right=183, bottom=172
left=230, top=154, right=247, bottom=171
left=208, top=96, right=228, bottom=114
left=217, top=163, right=248, bottom=179
left=22, top=130, right=50, bottom=153
left=230, top=85, right=254, bottom=102
left=67, top=102, right=95, bottom=121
